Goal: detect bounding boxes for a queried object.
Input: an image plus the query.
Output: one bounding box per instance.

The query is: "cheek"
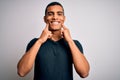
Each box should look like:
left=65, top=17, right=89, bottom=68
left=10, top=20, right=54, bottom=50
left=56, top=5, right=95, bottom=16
left=61, top=19, right=65, bottom=23
left=60, top=17, right=65, bottom=23
left=45, top=17, right=51, bottom=22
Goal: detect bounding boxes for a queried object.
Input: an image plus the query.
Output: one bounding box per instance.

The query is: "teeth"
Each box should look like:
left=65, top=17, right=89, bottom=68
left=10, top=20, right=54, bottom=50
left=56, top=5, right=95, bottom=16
left=52, top=22, right=59, bottom=25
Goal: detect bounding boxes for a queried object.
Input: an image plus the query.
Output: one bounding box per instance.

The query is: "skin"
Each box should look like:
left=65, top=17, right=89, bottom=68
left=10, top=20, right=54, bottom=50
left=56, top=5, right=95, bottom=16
left=17, top=5, right=90, bottom=78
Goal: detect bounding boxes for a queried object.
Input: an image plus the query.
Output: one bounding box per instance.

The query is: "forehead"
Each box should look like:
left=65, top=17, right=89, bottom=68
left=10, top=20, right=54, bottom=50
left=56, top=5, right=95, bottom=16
left=47, top=5, right=63, bottom=12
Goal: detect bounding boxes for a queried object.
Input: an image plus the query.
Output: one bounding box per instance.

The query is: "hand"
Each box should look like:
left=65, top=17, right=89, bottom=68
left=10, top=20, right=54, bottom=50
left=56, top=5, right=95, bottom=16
left=61, top=24, right=72, bottom=42
left=38, top=24, right=52, bottom=44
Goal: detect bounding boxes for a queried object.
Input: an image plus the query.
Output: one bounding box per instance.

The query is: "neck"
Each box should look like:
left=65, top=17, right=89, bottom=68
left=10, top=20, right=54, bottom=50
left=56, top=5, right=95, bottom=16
left=50, top=30, right=62, bottom=41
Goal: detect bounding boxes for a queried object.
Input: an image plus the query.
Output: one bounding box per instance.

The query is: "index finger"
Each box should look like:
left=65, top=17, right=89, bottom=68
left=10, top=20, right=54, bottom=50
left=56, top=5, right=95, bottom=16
left=44, top=23, right=49, bottom=30
left=62, top=24, right=67, bottom=29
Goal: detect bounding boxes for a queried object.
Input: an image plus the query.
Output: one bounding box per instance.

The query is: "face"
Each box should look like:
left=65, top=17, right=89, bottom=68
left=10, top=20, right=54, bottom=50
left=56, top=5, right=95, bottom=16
left=44, top=5, right=65, bottom=31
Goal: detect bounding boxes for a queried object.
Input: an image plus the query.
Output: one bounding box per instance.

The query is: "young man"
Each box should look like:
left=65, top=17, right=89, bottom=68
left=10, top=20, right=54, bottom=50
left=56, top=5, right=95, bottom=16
left=17, top=2, right=90, bottom=80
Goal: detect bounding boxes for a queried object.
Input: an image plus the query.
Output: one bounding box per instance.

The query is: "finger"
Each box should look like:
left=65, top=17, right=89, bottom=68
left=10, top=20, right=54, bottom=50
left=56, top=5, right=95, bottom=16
left=62, top=24, right=67, bottom=30
left=61, top=27, right=64, bottom=36
left=61, top=27, right=64, bottom=32
left=44, top=23, right=49, bottom=30
left=60, top=28, right=64, bottom=37
left=48, top=32, right=53, bottom=39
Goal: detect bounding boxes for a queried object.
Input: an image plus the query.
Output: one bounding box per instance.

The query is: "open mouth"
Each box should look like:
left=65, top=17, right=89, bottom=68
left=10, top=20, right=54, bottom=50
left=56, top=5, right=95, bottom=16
left=51, top=21, right=60, bottom=25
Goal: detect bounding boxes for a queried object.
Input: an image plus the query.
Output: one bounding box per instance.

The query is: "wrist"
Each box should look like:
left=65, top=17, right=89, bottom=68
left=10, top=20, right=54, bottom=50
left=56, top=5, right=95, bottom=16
left=67, top=39, right=74, bottom=44
left=37, top=39, right=44, bottom=45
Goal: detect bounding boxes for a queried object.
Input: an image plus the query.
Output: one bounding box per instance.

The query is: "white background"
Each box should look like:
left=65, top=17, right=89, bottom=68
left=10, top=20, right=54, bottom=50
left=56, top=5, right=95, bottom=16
left=0, top=0, right=120, bottom=80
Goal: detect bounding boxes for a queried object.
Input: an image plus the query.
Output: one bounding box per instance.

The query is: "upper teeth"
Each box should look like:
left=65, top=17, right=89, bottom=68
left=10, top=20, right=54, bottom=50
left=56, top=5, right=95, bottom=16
left=52, top=22, right=59, bottom=25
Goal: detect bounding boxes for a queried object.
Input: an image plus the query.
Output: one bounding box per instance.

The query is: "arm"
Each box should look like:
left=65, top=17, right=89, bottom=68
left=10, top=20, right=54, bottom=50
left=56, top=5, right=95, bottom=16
left=62, top=25, right=90, bottom=78
left=17, top=40, right=42, bottom=77
left=17, top=24, right=52, bottom=77
left=68, top=40, right=90, bottom=78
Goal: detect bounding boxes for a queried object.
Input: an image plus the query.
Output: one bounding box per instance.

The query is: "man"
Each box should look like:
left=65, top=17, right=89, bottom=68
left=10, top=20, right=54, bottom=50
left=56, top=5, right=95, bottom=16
left=17, top=2, right=90, bottom=80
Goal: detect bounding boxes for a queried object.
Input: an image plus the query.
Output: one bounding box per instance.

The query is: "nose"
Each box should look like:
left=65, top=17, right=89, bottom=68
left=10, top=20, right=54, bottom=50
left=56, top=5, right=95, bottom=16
left=52, top=14, right=58, bottom=20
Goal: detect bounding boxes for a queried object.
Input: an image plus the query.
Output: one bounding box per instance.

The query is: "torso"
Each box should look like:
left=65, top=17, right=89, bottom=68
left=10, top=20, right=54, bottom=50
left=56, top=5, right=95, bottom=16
left=34, top=38, right=73, bottom=80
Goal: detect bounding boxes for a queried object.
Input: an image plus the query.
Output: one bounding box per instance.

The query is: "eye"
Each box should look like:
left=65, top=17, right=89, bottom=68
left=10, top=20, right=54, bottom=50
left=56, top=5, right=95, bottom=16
left=57, top=12, right=63, bottom=16
left=58, top=13, right=63, bottom=16
left=47, top=12, right=53, bottom=16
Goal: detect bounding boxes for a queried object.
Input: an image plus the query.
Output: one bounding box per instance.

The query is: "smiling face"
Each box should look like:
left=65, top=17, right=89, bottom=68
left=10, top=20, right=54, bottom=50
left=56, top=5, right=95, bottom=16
left=44, top=5, right=65, bottom=31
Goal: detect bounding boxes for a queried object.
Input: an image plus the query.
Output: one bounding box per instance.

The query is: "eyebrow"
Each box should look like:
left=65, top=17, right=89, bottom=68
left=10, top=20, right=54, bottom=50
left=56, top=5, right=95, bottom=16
left=57, top=11, right=63, bottom=14
left=47, top=11, right=64, bottom=14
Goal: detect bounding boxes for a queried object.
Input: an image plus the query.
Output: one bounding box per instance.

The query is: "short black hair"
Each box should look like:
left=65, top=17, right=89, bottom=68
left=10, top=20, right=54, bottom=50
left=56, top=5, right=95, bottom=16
left=45, top=2, right=64, bottom=16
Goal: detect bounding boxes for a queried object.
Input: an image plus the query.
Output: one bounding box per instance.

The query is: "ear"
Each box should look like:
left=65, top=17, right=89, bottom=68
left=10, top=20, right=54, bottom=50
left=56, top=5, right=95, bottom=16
left=44, top=16, right=47, bottom=23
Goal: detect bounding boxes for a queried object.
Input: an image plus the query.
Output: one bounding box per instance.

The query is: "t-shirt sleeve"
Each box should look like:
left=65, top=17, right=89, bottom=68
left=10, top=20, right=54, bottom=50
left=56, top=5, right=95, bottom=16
left=74, top=40, right=84, bottom=54
left=26, top=38, right=38, bottom=52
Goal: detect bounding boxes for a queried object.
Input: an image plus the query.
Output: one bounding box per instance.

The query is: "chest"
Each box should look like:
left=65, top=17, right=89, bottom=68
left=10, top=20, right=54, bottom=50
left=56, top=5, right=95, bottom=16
left=36, top=42, right=73, bottom=67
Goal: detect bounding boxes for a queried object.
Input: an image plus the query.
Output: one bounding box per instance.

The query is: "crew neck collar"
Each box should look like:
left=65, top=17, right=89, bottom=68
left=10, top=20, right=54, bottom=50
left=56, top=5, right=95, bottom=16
left=48, top=38, right=64, bottom=44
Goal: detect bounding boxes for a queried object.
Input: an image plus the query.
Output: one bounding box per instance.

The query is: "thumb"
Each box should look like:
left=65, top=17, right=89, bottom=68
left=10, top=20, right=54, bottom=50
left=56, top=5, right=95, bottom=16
left=48, top=31, right=53, bottom=39
left=61, top=27, right=64, bottom=38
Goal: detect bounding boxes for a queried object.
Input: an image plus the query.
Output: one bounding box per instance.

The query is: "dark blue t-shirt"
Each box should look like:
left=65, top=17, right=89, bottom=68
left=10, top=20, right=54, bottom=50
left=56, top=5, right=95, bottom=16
left=26, top=38, right=83, bottom=80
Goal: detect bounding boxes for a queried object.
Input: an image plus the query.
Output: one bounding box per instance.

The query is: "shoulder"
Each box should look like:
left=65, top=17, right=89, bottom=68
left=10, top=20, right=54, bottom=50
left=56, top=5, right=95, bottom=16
left=27, top=38, right=38, bottom=46
left=26, top=38, right=38, bottom=52
left=73, top=40, right=82, bottom=46
left=29, top=38, right=38, bottom=44
left=73, top=40, right=84, bottom=53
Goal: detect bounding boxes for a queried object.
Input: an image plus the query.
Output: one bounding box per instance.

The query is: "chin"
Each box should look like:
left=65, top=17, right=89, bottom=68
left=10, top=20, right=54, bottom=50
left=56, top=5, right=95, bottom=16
left=49, top=25, right=61, bottom=31
left=49, top=27, right=61, bottom=31
left=49, top=28, right=61, bottom=31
